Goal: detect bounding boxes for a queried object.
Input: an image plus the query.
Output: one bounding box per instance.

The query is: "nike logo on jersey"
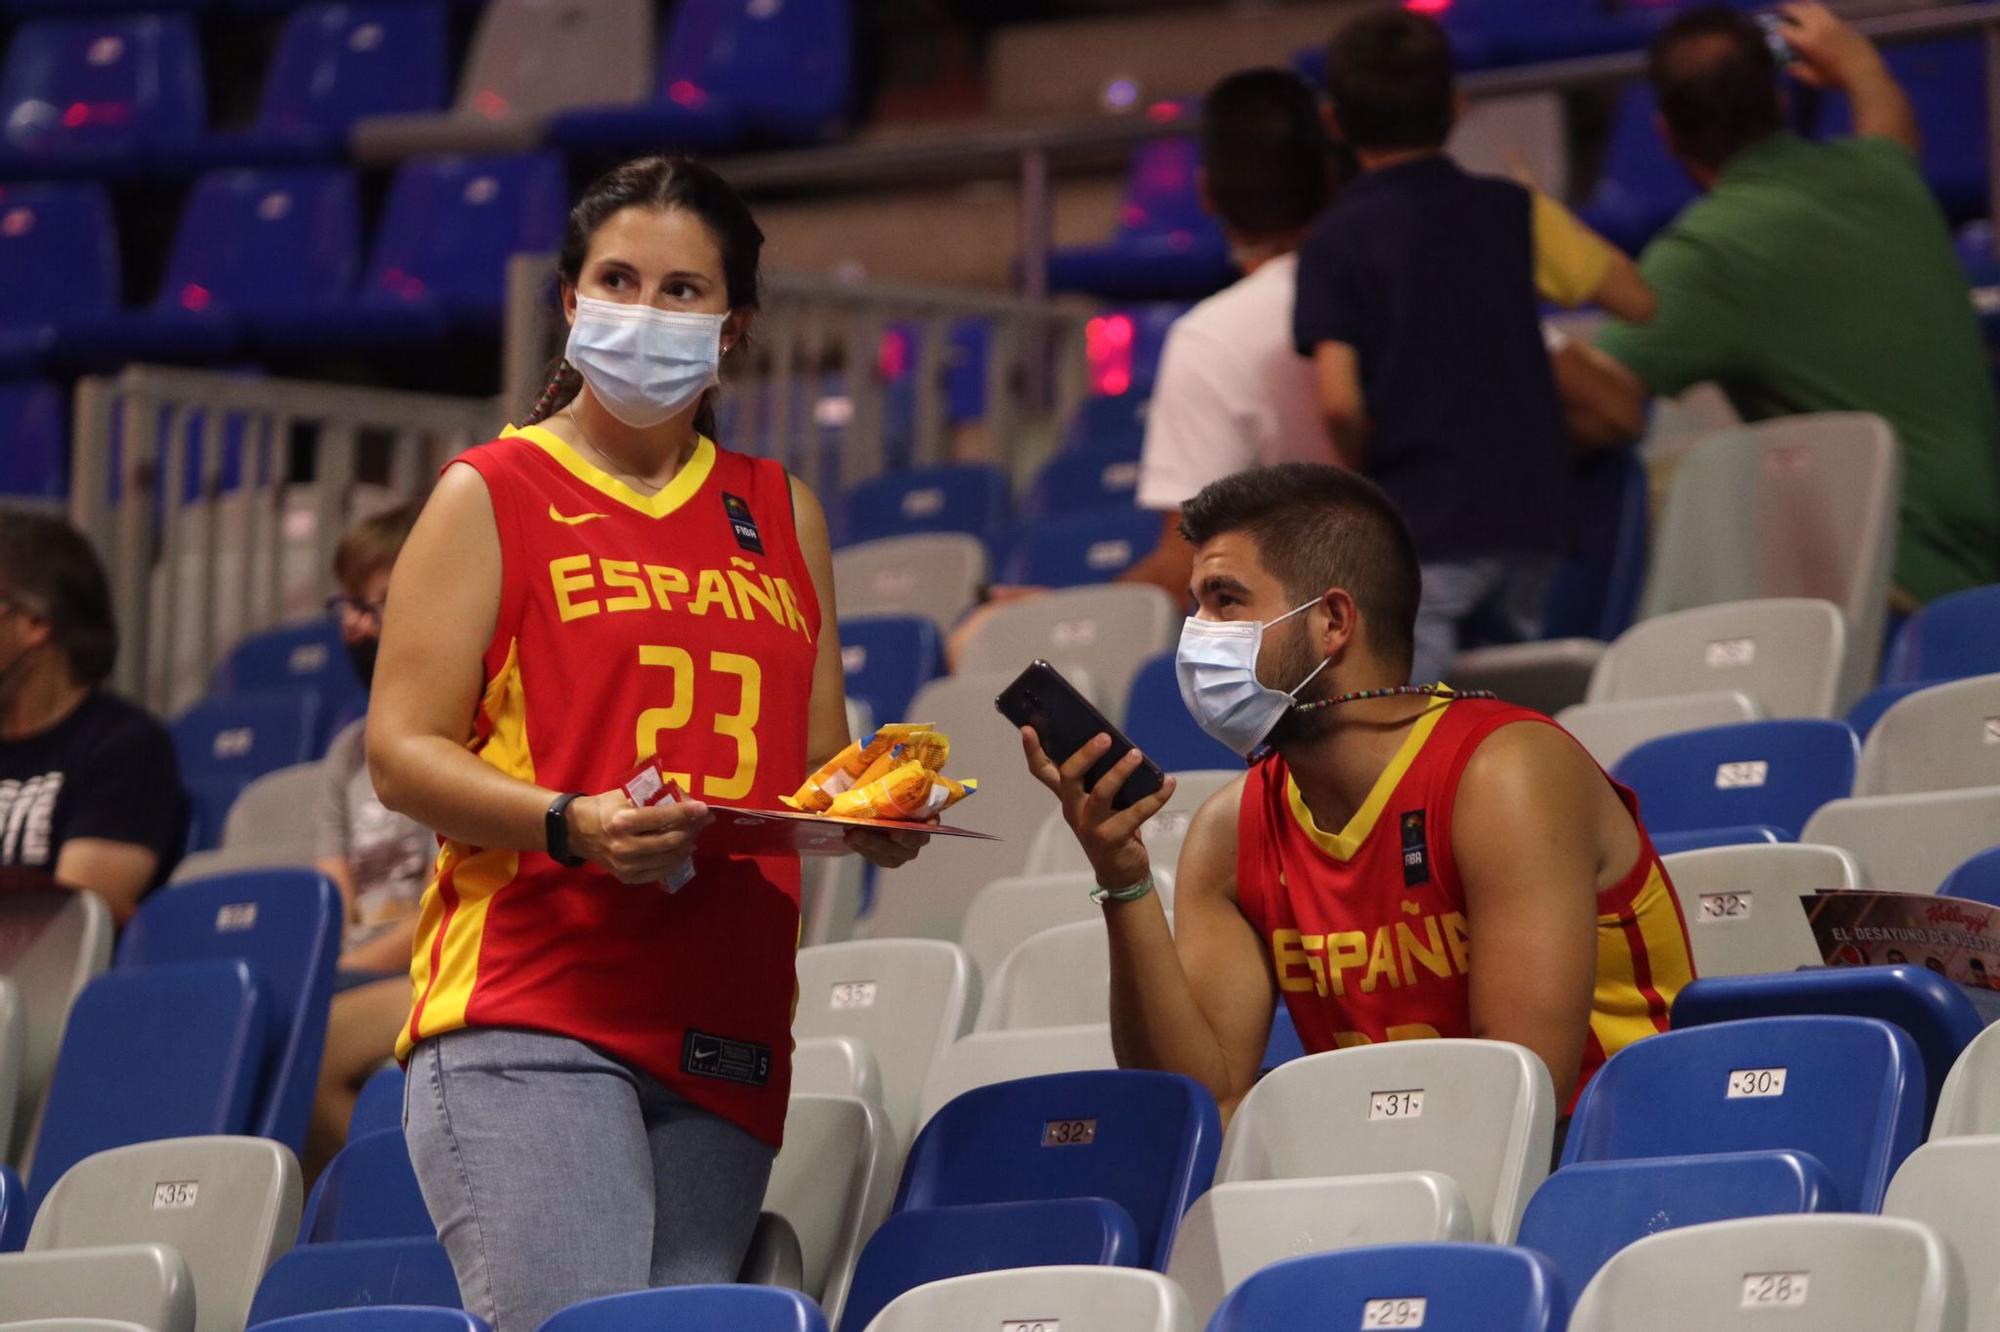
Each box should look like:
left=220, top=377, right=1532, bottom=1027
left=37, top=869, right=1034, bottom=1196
left=548, top=504, right=609, bottom=526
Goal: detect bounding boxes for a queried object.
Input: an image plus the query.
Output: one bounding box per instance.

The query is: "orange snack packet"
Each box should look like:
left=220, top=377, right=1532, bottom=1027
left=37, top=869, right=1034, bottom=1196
left=783, top=723, right=935, bottom=812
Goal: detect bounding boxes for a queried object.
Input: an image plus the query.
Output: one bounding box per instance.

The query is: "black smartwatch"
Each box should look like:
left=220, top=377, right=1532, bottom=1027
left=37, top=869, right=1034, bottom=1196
left=545, top=792, right=585, bottom=868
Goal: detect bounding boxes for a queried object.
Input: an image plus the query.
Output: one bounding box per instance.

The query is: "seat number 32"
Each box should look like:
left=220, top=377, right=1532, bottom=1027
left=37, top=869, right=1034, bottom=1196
left=634, top=646, right=761, bottom=799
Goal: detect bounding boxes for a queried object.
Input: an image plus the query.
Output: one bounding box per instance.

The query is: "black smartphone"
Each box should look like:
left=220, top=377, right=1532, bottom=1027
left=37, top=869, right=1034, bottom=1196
left=1755, top=11, right=1793, bottom=66
left=996, top=660, right=1167, bottom=811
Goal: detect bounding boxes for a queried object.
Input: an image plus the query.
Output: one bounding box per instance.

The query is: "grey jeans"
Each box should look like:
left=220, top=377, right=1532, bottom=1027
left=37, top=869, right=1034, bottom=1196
left=1412, top=559, right=1553, bottom=688
left=403, top=1027, right=775, bottom=1332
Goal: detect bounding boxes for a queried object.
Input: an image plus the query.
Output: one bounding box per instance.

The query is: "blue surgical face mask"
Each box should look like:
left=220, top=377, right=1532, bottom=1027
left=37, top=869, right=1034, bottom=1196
left=566, top=295, right=724, bottom=429
left=1175, top=598, right=1330, bottom=758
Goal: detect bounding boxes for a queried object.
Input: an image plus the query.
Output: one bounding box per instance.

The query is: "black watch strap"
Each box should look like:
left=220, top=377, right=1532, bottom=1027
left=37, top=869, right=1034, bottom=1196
left=546, top=792, right=585, bottom=868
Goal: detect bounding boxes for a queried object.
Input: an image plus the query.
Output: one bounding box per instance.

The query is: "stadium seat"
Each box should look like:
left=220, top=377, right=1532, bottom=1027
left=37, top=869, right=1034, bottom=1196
left=1060, top=386, right=1150, bottom=452
left=976, top=920, right=1106, bottom=1032
left=958, top=584, right=1181, bottom=725
left=1208, top=1242, right=1564, bottom=1332
left=1883, top=584, right=2000, bottom=684
left=831, top=534, right=987, bottom=635
left=1025, top=434, right=1146, bottom=520
left=1260, top=1005, right=1304, bottom=1075
left=1026, top=767, right=1236, bottom=878
left=257, top=1312, right=486, bottom=1332
left=301, top=1130, right=430, bottom=1243
left=791, top=1035, right=881, bottom=1104
left=863, top=1265, right=1194, bottom=1332
left=1611, top=719, right=1859, bottom=839
left=792, top=940, right=973, bottom=1151
left=543, top=1285, right=827, bottom=1332
left=349, top=1065, right=404, bottom=1141
left=1518, top=1152, right=1834, bottom=1299
left=1586, top=599, right=1849, bottom=719
left=838, top=1199, right=1137, bottom=1332
left=1802, top=787, right=2000, bottom=895
left=0, top=1162, right=22, bottom=1250
left=1933, top=1021, right=2000, bottom=1137
left=1168, top=1174, right=1473, bottom=1324
left=248, top=1239, right=464, bottom=1325
left=0, top=16, right=205, bottom=177
left=1941, top=844, right=2000, bottom=903
left=1855, top=674, right=2000, bottom=795
left=214, top=618, right=362, bottom=716
left=896, top=1069, right=1221, bottom=1272
left=1845, top=679, right=1929, bottom=738
left=840, top=464, right=1010, bottom=554
left=959, top=870, right=1175, bottom=984
left=116, top=869, right=341, bottom=1155
left=0, top=1244, right=193, bottom=1331
left=837, top=616, right=939, bottom=727
left=0, top=381, right=64, bottom=499
left=762, top=1095, right=896, bottom=1331
left=1673, top=965, right=1984, bottom=1126
left=0, top=890, right=112, bottom=1163
left=1650, top=825, right=1788, bottom=856
left=220, top=762, right=326, bottom=858
left=1562, top=1016, right=1923, bottom=1211
left=1565, top=1214, right=1959, bottom=1331
left=172, top=691, right=322, bottom=850
left=1219, top=1041, right=1554, bottom=1243
left=1046, top=136, right=1234, bottom=299
left=1556, top=692, right=1763, bottom=772
left=1659, top=843, right=1861, bottom=977
left=1882, top=1137, right=2000, bottom=1328
left=1002, top=508, right=1162, bottom=588
left=349, top=0, right=652, bottom=163
left=27, top=964, right=263, bottom=1204
left=1819, top=37, right=1986, bottom=222
left=30, top=1136, right=299, bottom=1332
left=1122, top=654, right=1240, bottom=774
left=1579, top=83, right=1702, bottom=254
left=546, top=0, right=852, bottom=154
left=916, top=1025, right=1116, bottom=1129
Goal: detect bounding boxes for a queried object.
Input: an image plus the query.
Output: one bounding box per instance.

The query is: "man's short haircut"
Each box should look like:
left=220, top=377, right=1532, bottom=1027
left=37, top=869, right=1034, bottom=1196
left=1323, top=9, right=1456, bottom=153
left=334, top=500, right=422, bottom=593
left=1649, top=7, right=1784, bottom=172
left=1202, top=68, right=1333, bottom=237
left=1180, top=463, right=1422, bottom=676
left=0, top=513, right=117, bottom=686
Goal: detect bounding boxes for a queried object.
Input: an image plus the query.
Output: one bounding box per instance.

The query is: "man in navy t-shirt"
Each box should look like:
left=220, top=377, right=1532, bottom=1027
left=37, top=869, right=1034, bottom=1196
left=1295, top=9, right=1601, bottom=685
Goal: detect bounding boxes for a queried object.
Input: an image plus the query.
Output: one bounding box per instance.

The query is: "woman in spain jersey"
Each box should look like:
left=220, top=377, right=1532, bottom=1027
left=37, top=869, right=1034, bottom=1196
left=367, top=158, right=925, bottom=1332
left=1021, top=464, right=1693, bottom=1123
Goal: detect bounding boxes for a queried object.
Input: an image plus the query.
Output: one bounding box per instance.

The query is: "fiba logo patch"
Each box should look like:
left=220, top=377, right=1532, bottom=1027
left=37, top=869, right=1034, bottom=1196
left=721, top=492, right=765, bottom=555
left=1400, top=810, right=1430, bottom=887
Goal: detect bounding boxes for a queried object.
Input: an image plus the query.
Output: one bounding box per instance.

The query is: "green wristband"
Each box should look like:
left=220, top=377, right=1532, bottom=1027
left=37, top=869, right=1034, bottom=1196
left=1090, top=872, right=1156, bottom=906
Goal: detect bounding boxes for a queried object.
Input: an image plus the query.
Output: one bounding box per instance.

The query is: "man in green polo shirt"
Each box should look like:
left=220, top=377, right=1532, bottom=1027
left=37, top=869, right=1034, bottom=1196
left=1560, top=2, right=2000, bottom=606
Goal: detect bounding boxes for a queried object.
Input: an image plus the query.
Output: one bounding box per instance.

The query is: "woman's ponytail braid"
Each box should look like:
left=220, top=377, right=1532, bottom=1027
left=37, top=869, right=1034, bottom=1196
left=522, top=358, right=583, bottom=426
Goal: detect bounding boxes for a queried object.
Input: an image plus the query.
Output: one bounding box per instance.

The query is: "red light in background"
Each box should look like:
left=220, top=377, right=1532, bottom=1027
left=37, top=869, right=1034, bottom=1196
left=669, top=80, right=708, bottom=109
left=1406, top=0, right=1452, bottom=12
left=179, top=284, right=211, bottom=311
left=878, top=328, right=910, bottom=379
left=1087, top=314, right=1135, bottom=398
left=62, top=102, right=89, bottom=128
left=1146, top=101, right=1181, bottom=124
left=472, top=90, right=509, bottom=119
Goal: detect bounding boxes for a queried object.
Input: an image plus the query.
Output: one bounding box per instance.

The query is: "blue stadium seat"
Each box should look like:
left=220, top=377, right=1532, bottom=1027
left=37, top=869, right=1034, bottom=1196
left=180, top=4, right=450, bottom=170
left=1125, top=651, right=1240, bottom=774
left=839, top=615, right=940, bottom=726
left=350, top=1064, right=406, bottom=1141
left=1580, top=83, right=1701, bottom=254
left=546, top=0, right=851, bottom=153
left=1047, top=135, right=1234, bottom=300
left=28, top=961, right=264, bottom=1204
left=117, top=869, right=341, bottom=1156
left=1260, top=1003, right=1305, bottom=1076
left=0, top=15, right=206, bottom=177
left=1063, top=390, right=1148, bottom=455
left=172, top=690, right=323, bottom=849
left=893, top=1070, right=1221, bottom=1272
left=302, top=1129, right=433, bottom=1243
left=1611, top=719, right=1860, bottom=839
left=838, top=1200, right=1137, bottom=1332
left=1002, top=509, right=1162, bottom=587
left=1650, top=824, right=1789, bottom=856
left=0, top=381, right=64, bottom=499
left=1672, top=965, right=1985, bottom=1127
left=213, top=617, right=365, bottom=750
left=1819, top=37, right=1986, bottom=221
left=1884, top=584, right=2000, bottom=684
left=1025, top=437, right=1145, bottom=520
left=1516, top=1152, right=1835, bottom=1296
left=255, top=1312, right=487, bottom=1332
left=1846, top=680, right=1929, bottom=738
left=248, top=1239, right=465, bottom=1325
left=1942, top=845, right=2000, bottom=904
left=1563, top=1015, right=1924, bottom=1211
left=840, top=463, right=1010, bottom=553
left=542, top=1286, right=826, bottom=1332
left=0, top=1163, right=25, bottom=1252
left=1542, top=449, right=1649, bottom=641
left=1207, top=1243, right=1565, bottom=1332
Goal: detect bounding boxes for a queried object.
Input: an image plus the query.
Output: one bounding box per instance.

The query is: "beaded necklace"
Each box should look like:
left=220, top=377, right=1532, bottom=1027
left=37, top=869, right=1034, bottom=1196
left=1291, top=682, right=1497, bottom=715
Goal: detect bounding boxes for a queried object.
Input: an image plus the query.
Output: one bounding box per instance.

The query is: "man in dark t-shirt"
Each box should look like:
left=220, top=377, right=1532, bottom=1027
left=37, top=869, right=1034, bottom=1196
left=0, top=514, right=184, bottom=920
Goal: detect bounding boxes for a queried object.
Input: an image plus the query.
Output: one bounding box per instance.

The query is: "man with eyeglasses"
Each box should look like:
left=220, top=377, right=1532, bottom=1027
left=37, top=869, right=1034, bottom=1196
left=0, top=513, right=185, bottom=921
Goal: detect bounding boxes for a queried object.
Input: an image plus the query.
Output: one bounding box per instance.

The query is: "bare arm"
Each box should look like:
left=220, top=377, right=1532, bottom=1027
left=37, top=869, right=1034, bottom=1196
left=1450, top=723, right=1606, bottom=1107
left=790, top=474, right=852, bottom=770
left=1781, top=2, right=1918, bottom=154
left=51, top=839, right=155, bottom=924
left=1312, top=342, right=1367, bottom=469
left=316, top=855, right=358, bottom=923
left=1591, top=251, right=1656, bottom=325
left=1115, top=511, right=1195, bottom=604
left=1551, top=340, right=1649, bottom=448
left=337, top=913, right=418, bottom=974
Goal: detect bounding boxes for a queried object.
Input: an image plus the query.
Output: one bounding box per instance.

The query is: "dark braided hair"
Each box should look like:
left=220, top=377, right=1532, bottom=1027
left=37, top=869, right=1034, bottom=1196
left=521, top=156, right=764, bottom=434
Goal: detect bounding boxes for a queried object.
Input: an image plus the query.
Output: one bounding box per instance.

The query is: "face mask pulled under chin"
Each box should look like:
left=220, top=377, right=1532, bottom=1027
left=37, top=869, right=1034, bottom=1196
left=1174, top=599, right=1329, bottom=758
left=565, top=295, right=724, bottom=429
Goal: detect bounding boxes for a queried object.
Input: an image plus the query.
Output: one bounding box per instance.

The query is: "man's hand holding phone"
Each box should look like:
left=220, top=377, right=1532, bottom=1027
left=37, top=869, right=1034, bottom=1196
left=1021, top=727, right=1177, bottom=892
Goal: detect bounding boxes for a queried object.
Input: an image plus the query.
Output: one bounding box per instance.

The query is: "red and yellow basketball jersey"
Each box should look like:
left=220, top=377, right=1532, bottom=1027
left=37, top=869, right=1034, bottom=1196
left=1236, top=694, right=1694, bottom=1105
left=397, top=424, right=821, bottom=1146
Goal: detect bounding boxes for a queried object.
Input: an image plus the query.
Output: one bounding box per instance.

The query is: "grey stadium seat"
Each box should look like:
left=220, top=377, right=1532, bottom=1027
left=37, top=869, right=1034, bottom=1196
left=170, top=845, right=317, bottom=885
left=916, top=1024, right=1117, bottom=1129
left=762, top=1094, right=897, bottom=1332
left=350, top=0, right=653, bottom=162
left=1556, top=691, right=1763, bottom=772
left=1855, top=674, right=2000, bottom=796
left=1932, top=1022, right=2000, bottom=1139
left=1025, top=768, right=1238, bottom=880
left=789, top=1035, right=882, bottom=1105
left=219, top=762, right=325, bottom=853
left=863, top=1265, right=1199, bottom=1332
left=1660, top=844, right=1864, bottom=978
left=1586, top=598, right=1849, bottom=719
left=1567, top=1214, right=1959, bottom=1332
left=0, top=979, right=21, bottom=1166
left=975, top=920, right=1108, bottom=1033
left=956, top=585, right=1180, bottom=725
left=0, top=891, right=113, bottom=1165
left=833, top=534, right=987, bottom=636
left=1802, top=787, right=2000, bottom=895
left=1883, top=1138, right=2000, bottom=1330
left=0, top=1246, right=192, bottom=1332
left=959, top=870, right=1174, bottom=986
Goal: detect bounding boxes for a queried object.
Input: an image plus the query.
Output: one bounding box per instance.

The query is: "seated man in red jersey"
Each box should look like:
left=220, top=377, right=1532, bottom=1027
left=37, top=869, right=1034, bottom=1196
left=1020, top=463, right=1694, bottom=1116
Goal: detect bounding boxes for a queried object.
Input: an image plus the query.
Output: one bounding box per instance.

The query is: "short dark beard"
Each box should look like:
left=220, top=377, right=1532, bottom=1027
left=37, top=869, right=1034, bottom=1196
left=1260, top=614, right=1337, bottom=750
